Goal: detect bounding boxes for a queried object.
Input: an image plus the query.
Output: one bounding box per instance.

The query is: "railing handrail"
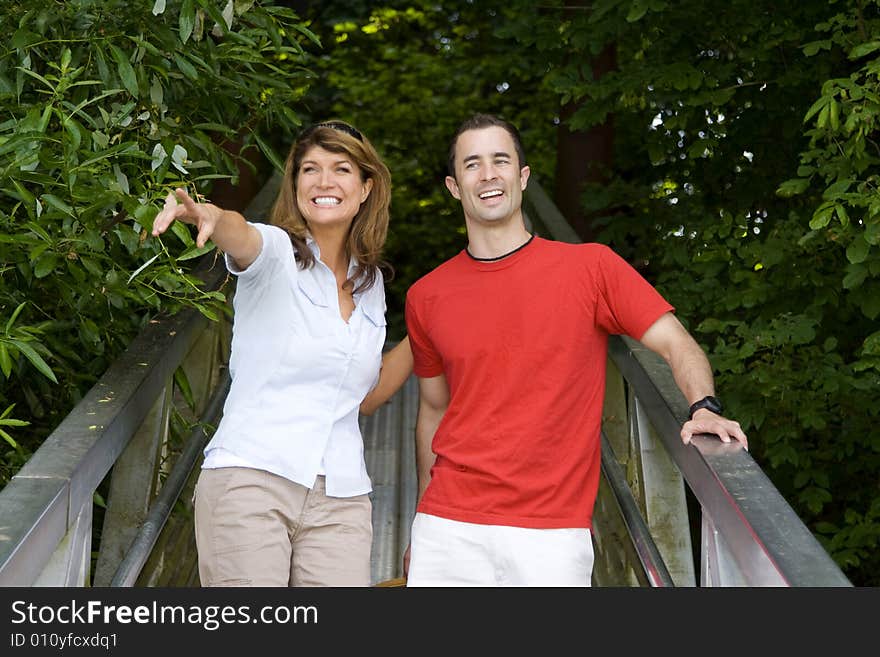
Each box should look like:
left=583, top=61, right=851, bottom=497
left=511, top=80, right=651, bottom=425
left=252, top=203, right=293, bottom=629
left=109, top=370, right=230, bottom=587
left=600, top=433, right=676, bottom=587
left=609, top=335, right=851, bottom=586
left=0, top=302, right=216, bottom=585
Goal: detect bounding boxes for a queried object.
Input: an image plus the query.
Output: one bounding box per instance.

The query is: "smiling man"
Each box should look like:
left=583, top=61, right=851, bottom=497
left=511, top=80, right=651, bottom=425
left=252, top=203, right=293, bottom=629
left=402, top=113, right=748, bottom=587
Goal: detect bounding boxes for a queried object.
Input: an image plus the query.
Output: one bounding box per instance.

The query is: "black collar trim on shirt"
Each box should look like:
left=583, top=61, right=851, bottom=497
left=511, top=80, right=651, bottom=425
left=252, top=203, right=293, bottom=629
left=466, top=234, right=535, bottom=262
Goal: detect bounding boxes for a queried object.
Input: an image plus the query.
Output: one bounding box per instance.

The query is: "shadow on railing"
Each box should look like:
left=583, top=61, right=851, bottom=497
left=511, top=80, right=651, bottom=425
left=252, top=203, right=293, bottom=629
left=523, top=178, right=851, bottom=587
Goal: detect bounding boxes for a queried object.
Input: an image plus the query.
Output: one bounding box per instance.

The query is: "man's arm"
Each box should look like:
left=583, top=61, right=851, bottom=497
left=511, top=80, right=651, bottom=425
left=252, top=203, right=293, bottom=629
left=403, top=372, right=449, bottom=577
left=639, top=312, right=748, bottom=449
left=414, top=373, right=449, bottom=503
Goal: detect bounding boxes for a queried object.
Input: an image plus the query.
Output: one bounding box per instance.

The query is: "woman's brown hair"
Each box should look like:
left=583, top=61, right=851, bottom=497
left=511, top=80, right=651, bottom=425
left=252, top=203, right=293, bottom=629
left=270, top=121, right=392, bottom=294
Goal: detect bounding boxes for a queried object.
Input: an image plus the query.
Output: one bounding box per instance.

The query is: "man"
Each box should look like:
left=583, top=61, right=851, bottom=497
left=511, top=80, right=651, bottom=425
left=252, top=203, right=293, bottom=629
left=403, top=113, right=747, bottom=587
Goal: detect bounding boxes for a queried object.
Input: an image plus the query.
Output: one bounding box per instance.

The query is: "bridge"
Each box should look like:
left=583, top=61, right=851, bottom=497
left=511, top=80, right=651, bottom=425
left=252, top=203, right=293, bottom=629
left=0, top=173, right=851, bottom=588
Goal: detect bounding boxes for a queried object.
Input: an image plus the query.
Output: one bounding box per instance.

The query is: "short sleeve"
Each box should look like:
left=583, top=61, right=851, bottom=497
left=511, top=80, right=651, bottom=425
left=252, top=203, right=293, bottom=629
left=405, top=288, right=444, bottom=378
left=224, top=222, right=289, bottom=279
left=592, top=245, right=674, bottom=340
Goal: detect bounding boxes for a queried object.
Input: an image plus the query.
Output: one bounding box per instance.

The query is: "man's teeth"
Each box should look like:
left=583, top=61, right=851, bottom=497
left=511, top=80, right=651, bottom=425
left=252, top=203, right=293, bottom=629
left=314, top=197, right=341, bottom=206
left=479, top=190, right=503, bottom=199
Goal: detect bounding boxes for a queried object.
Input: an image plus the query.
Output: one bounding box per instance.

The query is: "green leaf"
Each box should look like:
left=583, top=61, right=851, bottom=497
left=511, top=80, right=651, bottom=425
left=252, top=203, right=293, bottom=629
left=7, top=339, right=57, bottom=383
left=626, top=0, right=648, bottom=22
left=849, top=41, right=880, bottom=60
left=843, top=264, right=867, bottom=289
left=191, top=122, right=236, bottom=134
left=41, top=194, right=75, bottom=217
left=776, top=178, right=810, bottom=198
left=180, top=0, right=196, bottom=43
left=252, top=132, right=285, bottom=172
left=0, top=344, right=12, bottom=377
left=80, top=256, right=104, bottom=277
left=174, top=366, right=195, bottom=410
left=5, top=302, right=27, bottom=335
left=194, top=304, right=219, bottom=321
left=109, top=43, right=139, bottom=97
left=33, top=254, right=59, bottom=278
left=171, top=221, right=194, bottom=246
left=809, top=204, right=835, bottom=230
left=846, top=236, right=870, bottom=264
left=802, top=40, right=831, bottom=56
left=0, top=133, right=46, bottom=157
left=75, top=141, right=140, bottom=170
left=63, top=116, right=82, bottom=152
left=178, top=242, right=216, bottom=261
left=151, top=143, right=168, bottom=171
left=822, top=179, right=852, bottom=200
left=16, top=67, right=56, bottom=94
left=60, top=47, right=72, bottom=72
left=0, top=428, right=19, bottom=450
left=173, top=53, right=199, bottom=81
left=859, top=290, right=880, bottom=320
left=11, top=29, right=41, bottom=49
left=11, top=179, right=36, bottom=216
left=127, top=254, right=160, bottom=285
left=200, top=0, right=230, bottom=35
left=817, top=103, right=830, bottom=129
left=803, top=96, right=829, bottom=123
left=862, top=331, right=880, bottom=355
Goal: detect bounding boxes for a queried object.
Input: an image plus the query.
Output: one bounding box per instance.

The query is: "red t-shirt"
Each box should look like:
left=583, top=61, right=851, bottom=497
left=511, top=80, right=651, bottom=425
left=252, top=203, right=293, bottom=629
left=405, top=237, right=674, bottom=528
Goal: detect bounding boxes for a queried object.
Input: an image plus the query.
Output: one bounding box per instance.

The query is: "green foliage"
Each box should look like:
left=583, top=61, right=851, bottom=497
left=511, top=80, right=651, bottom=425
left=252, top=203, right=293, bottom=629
left=0, top=0, right=316, bottom=483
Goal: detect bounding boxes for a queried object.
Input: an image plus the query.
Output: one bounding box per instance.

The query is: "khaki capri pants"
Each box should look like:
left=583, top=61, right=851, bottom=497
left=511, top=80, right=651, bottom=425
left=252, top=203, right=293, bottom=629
left=194, top=466, right=372, bottom=587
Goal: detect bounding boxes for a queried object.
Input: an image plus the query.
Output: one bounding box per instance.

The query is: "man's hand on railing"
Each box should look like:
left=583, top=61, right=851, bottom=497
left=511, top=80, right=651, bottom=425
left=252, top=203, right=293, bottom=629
left=681, top=409, right=748, bottom=450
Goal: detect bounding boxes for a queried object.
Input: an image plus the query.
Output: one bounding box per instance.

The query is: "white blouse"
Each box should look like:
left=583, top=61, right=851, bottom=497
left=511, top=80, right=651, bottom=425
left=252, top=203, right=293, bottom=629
left=201, top=222, right=386, bottom=497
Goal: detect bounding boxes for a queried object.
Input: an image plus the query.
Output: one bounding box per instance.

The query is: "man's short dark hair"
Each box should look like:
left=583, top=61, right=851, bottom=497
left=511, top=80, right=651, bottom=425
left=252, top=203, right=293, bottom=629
left=447, top=113, right=527, bottom=178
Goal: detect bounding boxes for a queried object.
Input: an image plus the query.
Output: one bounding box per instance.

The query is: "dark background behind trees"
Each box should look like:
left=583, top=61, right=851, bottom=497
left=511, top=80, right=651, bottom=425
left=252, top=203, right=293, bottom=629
left=2, top=1, right=878, bottom=585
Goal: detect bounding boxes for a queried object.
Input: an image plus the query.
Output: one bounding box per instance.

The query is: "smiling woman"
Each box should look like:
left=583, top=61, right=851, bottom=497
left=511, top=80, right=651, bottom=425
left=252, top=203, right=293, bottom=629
left=271, top=122, right=392, bottom=297
left=149, top=120, right=414, bottom=587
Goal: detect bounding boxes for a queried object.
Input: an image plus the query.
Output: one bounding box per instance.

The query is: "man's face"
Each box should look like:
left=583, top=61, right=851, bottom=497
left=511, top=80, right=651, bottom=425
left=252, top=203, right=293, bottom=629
left=445, top=126, right=530, bottom=227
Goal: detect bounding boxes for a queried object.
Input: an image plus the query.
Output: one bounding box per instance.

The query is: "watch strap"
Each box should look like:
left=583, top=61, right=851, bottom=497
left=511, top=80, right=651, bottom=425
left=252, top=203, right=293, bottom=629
left=688, top=395, right=723, bottom=420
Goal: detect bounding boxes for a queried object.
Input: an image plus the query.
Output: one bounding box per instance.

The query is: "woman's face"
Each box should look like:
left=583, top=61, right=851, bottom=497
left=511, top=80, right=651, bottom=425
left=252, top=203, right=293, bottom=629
left=296, top=145, right=373, bottom=231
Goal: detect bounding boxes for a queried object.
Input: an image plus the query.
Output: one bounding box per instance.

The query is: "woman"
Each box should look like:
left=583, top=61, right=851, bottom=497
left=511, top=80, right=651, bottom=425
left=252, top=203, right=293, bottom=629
left=152, top=120, right=410, bottom=586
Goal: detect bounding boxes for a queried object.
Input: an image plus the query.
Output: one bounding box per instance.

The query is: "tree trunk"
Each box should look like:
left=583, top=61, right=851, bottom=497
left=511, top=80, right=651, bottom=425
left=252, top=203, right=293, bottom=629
left=554, top=43, right=617, bottom=244
left=208, top=134, right=271, bottom=213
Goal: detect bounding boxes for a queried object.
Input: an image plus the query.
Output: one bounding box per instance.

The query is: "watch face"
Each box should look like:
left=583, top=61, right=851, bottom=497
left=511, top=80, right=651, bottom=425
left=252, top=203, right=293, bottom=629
left=705, top=396, right=722, bottom=413
left=689, top=396, right=722, bottom=418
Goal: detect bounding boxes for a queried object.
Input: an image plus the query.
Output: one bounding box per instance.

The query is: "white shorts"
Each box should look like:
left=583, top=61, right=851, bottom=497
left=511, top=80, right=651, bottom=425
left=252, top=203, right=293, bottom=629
left=407, top=512, right=593, bottom=587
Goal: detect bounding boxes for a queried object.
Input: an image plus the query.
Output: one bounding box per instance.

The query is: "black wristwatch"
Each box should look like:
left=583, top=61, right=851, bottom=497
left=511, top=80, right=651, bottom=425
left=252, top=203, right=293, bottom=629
left=688, top=395, right=723, bottom=420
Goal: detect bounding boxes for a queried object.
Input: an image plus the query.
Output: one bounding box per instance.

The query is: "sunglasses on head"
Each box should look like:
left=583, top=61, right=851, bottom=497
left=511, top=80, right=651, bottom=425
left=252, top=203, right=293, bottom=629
left=308, top=121, right=364, bottom=143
